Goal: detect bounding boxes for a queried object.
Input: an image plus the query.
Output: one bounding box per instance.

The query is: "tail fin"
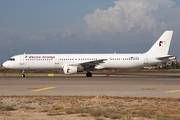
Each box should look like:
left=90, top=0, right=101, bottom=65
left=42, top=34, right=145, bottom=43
left=146, top=31, right=173, bottom=55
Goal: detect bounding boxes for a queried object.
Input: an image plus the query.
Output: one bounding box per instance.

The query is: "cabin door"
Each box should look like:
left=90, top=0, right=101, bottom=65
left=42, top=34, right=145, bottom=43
left=143, top=55, right=148, bottom=64
left=55, top=57, right=59, bottom=64
left=20, top=56, right=25, bottom=65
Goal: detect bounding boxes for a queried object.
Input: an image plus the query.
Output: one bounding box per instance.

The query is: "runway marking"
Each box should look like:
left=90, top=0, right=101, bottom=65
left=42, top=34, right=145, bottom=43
left=31, top=87, right=56, bottom=91
left=165, top=90, right=180, bottom=93
left=48, top=74, right=54, bottom=76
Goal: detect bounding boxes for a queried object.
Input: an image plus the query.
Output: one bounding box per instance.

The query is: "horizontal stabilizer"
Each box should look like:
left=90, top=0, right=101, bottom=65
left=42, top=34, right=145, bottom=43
left=157, top=55, right=176, bottom=60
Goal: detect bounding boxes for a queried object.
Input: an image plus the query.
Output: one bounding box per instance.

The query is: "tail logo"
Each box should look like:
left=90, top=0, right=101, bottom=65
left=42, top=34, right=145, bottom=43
left=159, top=41, right=166, bottom=46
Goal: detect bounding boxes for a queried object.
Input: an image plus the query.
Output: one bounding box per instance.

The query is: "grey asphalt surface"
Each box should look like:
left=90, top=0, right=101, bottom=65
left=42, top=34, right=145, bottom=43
left=0, top=73, right=180, bottom=98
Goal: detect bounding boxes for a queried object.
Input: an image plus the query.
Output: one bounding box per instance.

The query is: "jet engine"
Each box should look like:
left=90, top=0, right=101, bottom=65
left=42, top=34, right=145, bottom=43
left=63, top=66, right=78, bottom=74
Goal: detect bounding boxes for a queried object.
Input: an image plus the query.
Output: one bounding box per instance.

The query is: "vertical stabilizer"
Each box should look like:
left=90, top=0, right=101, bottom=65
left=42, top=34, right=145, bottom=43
left=146, top=31, right=173, bottom=55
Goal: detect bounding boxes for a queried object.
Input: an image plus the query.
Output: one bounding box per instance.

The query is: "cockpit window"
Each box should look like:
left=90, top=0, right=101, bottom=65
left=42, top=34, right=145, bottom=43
left=9, top=58, right=15, bottom=61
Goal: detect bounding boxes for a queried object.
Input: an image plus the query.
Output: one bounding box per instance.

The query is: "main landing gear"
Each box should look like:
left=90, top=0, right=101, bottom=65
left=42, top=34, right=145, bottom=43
left=86, top=71, right=92, bottom=77
left=21, top=70, right=25, bottom=77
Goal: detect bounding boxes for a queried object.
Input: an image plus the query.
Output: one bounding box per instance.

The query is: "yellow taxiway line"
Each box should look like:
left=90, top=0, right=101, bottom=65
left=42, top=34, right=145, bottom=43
left=165, top=90, right=180, bottom=93
left=31, top=87, right=56, bottom=91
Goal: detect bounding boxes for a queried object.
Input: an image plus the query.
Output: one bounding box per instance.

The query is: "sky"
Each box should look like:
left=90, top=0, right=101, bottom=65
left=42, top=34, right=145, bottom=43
left=0, top=0, right=180, bottom=64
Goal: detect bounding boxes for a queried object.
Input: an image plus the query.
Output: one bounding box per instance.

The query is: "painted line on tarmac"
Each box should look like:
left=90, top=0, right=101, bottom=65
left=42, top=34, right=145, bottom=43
left=165, top=90, right=180, bottom=93
left=31, top=87, right=56, bottom=91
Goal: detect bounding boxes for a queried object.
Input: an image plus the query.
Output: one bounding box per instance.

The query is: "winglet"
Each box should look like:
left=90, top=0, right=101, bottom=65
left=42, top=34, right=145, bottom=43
left=146, top=31, right=173, bottom=55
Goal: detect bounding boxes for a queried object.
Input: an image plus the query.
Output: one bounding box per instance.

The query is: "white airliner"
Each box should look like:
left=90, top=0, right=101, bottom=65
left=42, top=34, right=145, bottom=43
left=2, top=31, right=175, bottom=77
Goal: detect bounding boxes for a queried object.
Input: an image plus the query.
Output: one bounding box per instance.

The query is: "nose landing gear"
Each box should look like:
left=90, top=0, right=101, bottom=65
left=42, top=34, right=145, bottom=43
left=21, top=70, right=25, bottom=77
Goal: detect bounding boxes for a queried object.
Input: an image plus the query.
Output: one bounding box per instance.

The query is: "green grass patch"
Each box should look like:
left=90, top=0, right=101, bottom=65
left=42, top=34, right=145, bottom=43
left=47, top=112, right=62, bottom=116
left=89, top=109, right=103, bottom=117
left=24, top=106, right=35, bottom=110
left=65, top=108, right=77, bottom=114
left=95, top=117, right=105, bottom=120
left=54, top=107, right=63, bottom=110
left=156, top=114, right=180, bottom=120
left=132, top=110, right=152, bottom=118
left=0, top=105, right=15, bottom=111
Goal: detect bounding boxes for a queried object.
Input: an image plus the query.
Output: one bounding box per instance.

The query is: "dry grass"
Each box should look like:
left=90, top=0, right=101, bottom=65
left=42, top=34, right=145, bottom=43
left=1, top=95, right=180, bottom=119
left=0, top=105, right=15, bottom=111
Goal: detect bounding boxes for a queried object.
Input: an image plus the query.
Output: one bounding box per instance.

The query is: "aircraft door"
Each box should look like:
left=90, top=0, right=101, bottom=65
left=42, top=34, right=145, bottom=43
left=19, top=56, right=25, bottom=65
left=143, top=55, right=148, bottom=64
left=55, top=57, right=59, bottom=64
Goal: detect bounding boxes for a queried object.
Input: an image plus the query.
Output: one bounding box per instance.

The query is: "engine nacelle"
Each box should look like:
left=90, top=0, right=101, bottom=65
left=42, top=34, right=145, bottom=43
left=63, top=66, right=78, bottom=74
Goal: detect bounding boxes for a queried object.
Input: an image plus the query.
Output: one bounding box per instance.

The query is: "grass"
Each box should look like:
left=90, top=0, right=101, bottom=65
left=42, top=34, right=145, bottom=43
left=24, top=106, right=35, bottom=110
left=156, top=114, right=180, bottom=120
left=1, top=96, right=180, bottom=119
left=76, top=107, right=90, bottom=114
left=65, top=108, right=77, bottom=114
left=109, top=114, right=122, bottom=119
left=5, top=106, right=15, bottom=111
left=78, top=113, right=89, bottom=117
left=0, top=105, right=15, bottom=111
left=95, top=117, right=105, bottom=120
left=54, top=107, right=63, bottom=110
left=65, top=107, right=91, bottom=115
left=132, top=110, right=153, bottom=118
left=47, top=112, right=62, bottom=116
left=41, top=110, right=48, bottom=112
left=89, top=109, right=103, bottom=117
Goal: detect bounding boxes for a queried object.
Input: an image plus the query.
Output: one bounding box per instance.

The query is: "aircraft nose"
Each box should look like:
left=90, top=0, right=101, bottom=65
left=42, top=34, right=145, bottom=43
left=2, top=61, right=8, bottom=68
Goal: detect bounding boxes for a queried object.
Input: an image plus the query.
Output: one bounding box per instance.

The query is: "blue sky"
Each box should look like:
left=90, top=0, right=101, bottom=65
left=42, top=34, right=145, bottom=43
left=0, top=0, right=115, bottom=32
left=0, top=0, right=180, bottom=64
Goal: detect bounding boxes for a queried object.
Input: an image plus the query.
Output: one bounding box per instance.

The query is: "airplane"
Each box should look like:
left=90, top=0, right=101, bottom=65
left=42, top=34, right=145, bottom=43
left=2, top=31, right=176, bottom=77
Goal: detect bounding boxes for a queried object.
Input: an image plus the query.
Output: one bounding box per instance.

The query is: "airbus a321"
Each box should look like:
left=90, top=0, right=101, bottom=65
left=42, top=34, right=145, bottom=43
left=2, top=31, right=175, bottom=77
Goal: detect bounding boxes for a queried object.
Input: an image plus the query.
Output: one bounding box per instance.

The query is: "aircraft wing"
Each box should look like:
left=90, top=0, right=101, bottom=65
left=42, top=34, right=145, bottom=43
left=68, top=59, right=107, bottom=70
left=157, top=55, right=176, bottom=60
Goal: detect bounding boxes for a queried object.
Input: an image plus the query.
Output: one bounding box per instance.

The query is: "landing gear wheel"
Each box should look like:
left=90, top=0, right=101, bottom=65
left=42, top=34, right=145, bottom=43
left=86, top=72, right=92, bottom=77
left=21, top=70, right=25, bottom=77
left=21, top=74, right=25, bottom=77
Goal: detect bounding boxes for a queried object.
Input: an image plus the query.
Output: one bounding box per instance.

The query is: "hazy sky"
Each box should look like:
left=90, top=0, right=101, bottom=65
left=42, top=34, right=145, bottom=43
left=0, top=0, right=180, bottom=64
